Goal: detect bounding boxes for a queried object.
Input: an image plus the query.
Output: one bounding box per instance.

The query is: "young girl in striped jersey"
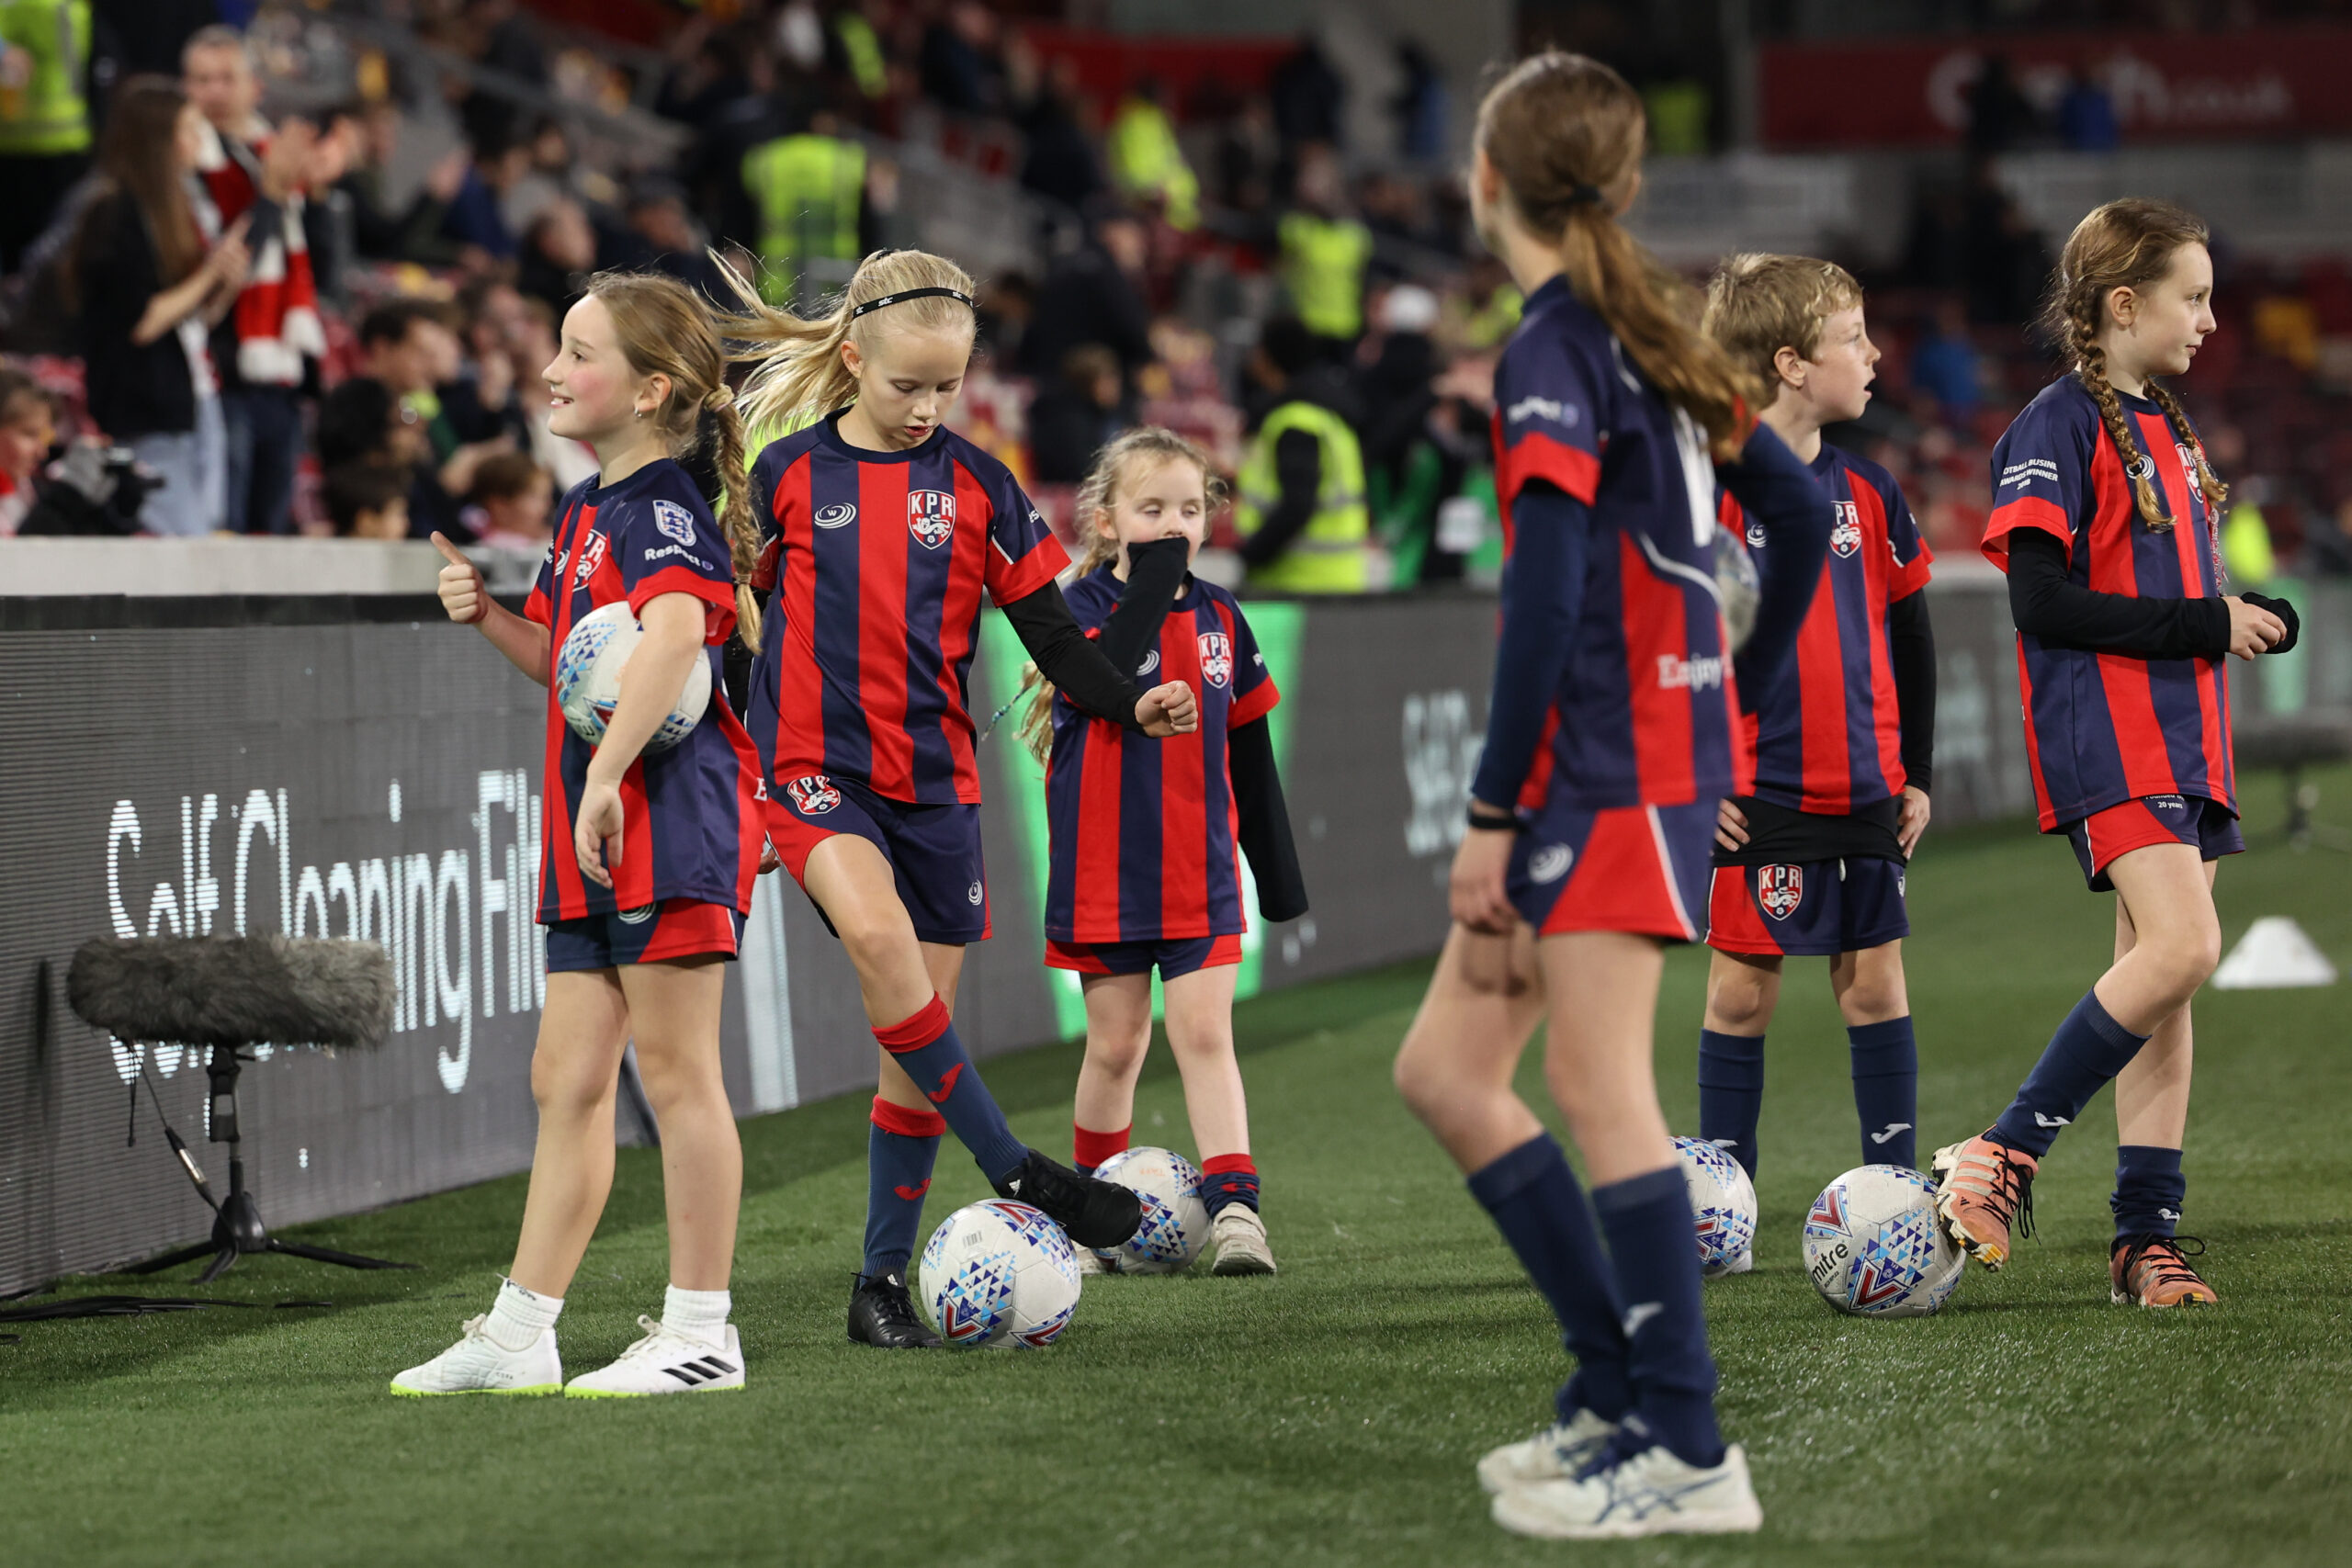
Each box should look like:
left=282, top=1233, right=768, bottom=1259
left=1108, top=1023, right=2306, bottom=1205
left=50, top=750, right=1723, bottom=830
left=1391, top=54, right=1834, bottom=1539
left=399, top=271, right=768, bottom=1397
left=1018, top=428, right=1309, bottom=1277
left=721, top=250, right=1197, bottom=1347
left=1934, top=199, right=2297, bottom=1307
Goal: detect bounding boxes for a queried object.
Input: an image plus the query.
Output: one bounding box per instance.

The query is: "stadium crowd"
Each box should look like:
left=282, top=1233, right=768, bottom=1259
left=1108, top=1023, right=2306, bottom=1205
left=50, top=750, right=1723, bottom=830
left=5, top=0, right=2352, bottom=589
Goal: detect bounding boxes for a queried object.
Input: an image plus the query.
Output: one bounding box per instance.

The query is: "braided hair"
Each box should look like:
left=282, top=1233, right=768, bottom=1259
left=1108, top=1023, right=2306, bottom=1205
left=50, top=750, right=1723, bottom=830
left=2040, top=198, right=2228, bottom=535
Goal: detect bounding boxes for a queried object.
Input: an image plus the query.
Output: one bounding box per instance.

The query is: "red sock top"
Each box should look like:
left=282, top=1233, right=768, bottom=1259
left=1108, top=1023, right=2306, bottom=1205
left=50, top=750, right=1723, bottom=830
left=1072, top=1122, right=1132, bottom=1169
left=874, top=994, right=952, bottom=1053
left=1202, top=1153, right=1258, bottom=1177
left=872, top=1094, right=947, bottom=1139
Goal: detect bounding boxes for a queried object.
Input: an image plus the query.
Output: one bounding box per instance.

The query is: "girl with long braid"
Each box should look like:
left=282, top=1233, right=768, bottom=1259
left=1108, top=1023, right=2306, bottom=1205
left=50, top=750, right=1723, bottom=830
left=1934, top=199, right=2298, bottom=1307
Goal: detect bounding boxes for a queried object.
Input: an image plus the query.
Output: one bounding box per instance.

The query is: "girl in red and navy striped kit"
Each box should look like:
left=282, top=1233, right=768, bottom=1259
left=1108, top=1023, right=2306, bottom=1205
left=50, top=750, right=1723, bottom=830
left=400, top=271, right=767, bottom=1398
left=1019, top=428, right=1308, bottom=1276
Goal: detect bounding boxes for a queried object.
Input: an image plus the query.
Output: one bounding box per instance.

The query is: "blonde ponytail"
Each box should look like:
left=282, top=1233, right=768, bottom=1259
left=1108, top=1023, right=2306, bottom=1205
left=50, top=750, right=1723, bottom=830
left=716, top=247, right=978, bottom=440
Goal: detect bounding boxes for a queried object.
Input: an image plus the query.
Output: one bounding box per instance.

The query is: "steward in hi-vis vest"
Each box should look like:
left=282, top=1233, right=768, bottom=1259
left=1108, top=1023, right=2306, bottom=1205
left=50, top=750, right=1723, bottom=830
left=742, top=117, right=866, bottom=307
left=1234, top=317, right=1370, bottom=594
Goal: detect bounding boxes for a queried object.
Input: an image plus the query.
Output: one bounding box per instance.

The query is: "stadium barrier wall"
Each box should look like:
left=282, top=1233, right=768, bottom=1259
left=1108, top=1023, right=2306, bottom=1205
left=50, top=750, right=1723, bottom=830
left=12, top=574, right=2331, bottom=1293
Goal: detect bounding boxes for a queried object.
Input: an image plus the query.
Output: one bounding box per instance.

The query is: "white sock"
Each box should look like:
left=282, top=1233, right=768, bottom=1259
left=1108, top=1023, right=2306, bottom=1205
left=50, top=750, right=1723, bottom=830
left=483, top=1278, right=562, bottom=1351
left=662, top=1285, right=730, bottom=1346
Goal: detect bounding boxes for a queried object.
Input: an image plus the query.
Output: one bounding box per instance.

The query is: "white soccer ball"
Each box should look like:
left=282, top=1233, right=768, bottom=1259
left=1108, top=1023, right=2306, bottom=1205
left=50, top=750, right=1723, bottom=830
left=554, top=602, right=711, bottom=751
left=1672, top=1135, right=1758, bottom=1279
left=1803, top=1164, right=1964, bottom=1318
left=1090, top=1145, right=1211, bottom=1274
left=918, top=1199, right=1081, bottom=1348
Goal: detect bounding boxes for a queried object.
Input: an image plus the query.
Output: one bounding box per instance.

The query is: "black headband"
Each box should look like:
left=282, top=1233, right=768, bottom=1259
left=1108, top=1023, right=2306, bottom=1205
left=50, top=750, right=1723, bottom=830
left=851, top=286, right=976, bottom=319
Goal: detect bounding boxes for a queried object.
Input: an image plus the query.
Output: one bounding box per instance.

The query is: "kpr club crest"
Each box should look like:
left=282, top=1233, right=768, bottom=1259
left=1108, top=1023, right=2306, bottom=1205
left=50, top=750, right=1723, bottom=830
left=1196, top=631, right=1234, bottom=688
left=1758, top=863, right=1804, bottom=920
left=908, top=489, right=956, bottom=549
left=570, top=529, right=609, bottom=586
left=786, top=775, right=842, bottom=815
left=1829, top=500, right=1861, bottom=558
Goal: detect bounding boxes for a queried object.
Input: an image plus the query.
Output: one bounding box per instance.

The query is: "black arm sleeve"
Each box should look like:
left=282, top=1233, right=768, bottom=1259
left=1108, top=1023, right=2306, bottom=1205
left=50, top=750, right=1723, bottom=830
left=1238, top=427, right=1323, bottom=568
left=1092, top=537, right=1190, bottom=676
left=1001, top=581, right=1145, bottom=729
left=2007, top=529, right=2230, bottom=660
left=1229, top=717, right=1308, bottom=922
left=1887, top=590, right=1937, bottom=795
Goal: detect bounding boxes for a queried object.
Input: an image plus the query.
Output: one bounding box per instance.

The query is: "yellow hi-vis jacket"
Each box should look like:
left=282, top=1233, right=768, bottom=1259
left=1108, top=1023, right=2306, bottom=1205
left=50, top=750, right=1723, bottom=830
left=1234, top=399, right=1370, bottom=593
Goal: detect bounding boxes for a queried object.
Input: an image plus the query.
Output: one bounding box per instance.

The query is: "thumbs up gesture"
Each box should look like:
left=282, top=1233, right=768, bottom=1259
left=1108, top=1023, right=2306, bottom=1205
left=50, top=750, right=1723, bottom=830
left=432, top=532, right=489, bottom=626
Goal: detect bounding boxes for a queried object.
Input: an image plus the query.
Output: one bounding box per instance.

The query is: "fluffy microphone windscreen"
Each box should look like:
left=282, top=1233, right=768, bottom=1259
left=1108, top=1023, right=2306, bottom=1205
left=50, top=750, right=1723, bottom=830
left=67, top=935, right=396, bottom=1051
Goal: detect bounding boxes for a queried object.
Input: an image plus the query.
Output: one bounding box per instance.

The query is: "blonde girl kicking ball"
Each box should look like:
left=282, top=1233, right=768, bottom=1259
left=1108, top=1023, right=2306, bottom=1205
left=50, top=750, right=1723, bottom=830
left=397, top=271, right=766, bottom=1396
left=1018, top=428, right=1309, bottom=1276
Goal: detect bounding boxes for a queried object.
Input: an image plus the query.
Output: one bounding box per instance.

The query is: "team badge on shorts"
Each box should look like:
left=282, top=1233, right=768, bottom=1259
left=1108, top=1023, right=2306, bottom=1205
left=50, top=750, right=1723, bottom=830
left=616, top=904, right=657, bottom=925
left=1758, top=863, right=1804, bottom=919
left=1528, top=844, right=1574, bottom=884
left=908, top=489, right=956, bottom=549
left=652, top=499, right=698, bottom=545
left=786, top=775, right=842, bottom=815
left=571, top=529, right=608, bottom=585
left=1197, top=631, right=1233, bottom=688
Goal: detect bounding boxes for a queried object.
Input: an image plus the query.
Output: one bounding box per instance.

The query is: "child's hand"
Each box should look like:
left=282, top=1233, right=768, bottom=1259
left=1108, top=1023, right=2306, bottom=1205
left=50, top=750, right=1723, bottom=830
left=1714, top=798, right=1749, bottom=852
left=1136, top=680, right=1197, bottom=737
left=2224, top=595, right=2286, bottom=660
left=1897, top=785, right=1931, bottom=858
left=1449, top=825, right=1517, bottom=934
left=432, top=533, right=489, bottom=625
left=574, top=781, right=624, bottom=889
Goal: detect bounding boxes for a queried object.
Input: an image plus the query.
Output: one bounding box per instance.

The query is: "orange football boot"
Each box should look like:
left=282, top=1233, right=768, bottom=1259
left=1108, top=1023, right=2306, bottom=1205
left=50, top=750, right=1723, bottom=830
left=1930, top=1134, right=2037, bottom=1269
left=2111, top=1234, right=2217, bottom=1307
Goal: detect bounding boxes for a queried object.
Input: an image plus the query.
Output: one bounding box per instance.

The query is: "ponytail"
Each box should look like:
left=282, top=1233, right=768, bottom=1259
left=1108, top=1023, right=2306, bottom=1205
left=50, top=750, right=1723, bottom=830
left=717, top=247, right=978, bottom=441
left=1476, top=52, right=1756, bottom=459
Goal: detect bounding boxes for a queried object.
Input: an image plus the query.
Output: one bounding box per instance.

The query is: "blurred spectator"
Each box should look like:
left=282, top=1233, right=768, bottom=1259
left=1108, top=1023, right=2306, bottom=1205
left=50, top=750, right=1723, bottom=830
left=623, top=181, right=730, bottom=303
left=1389, top=39, right=1448, bottom=162
left=1010, top=45, right=1102, bottom=215
left=462, top=448, right=554, bottom=547
left=1441, top=255, right=1522, bottom=353
left=0, top=364, right=56, bottom=534
left=2306, top=499, right=2352, bottom=577
left=1234, top=314, right=1370, bottom=593
left=437, top=128, right=528, bottom=262
left=516, top=197, right=598, bottom=315
left=335, top=102, right=472, bottom=267
left=1106, top=80, right=1199, bottom=231
left=65, top=75, right=252, bottom=536
left=1961, top=158, right=2049, bottom=326
left=741, top=107, right=870, bottom=308
left=1028, top=343, right=1125, bottom=486
left=322, top=458, right=409, bottom=540
left=320, top=298, right=510, bottom=538
left=184, top=25, right=325, bottom=536
left=1642, top=77, right=1711, bottom=157
left=1015, top=211, right=1152, bottom=389
left=1269, top=34, right=1345, bottom=156
left=1211, top=95, right=1280, bottom=216
left=919, top=3, right=1003, bottom=118
left=1963, top=53, right=2038, bottom=156
left=1280, top=144, right=1374, bottom=352
left=1911, top=298, right=1983, bottom=423
left=0, top=0, right=94, bottom=276
left=2055, top=63, right=2120, bottom=152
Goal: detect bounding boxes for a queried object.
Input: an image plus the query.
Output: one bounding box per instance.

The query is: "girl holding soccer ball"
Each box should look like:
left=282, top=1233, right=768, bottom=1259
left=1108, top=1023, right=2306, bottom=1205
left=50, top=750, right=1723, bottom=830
left=396, top=271, right=768, bottom=1398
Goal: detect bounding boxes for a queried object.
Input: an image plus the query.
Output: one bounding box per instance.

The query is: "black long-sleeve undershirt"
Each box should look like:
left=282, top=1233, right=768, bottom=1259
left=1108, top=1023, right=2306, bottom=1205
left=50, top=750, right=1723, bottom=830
left=1230, top=716, right=1308, bottom=921
left=1001, top=581, right=1151, bottom=729
left=1887, top=590, right=1936, bottom=795
left=1091, top=537, right=1191, bottom=675
left=2005, top=529, right=2229, bottom=660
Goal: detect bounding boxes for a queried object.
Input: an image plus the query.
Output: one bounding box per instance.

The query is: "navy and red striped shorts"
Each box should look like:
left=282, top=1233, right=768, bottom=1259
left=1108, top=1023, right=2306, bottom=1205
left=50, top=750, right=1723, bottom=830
left=763, top=772, right=989, bottom=945
left=1045, top=933, right=1243, bottom=979
left=2063, top=793, right=2242, bottom=892
left=545, top=897, right=745, bottom=973
left=1505, top=798, right=1716, bottom=942
left=1705, top=857, right=1908, bottom=958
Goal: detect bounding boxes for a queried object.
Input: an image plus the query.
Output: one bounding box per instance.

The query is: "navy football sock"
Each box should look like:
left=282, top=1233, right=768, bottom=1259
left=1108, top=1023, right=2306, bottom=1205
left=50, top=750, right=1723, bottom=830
left=876, top=997, right=1028, bottom=1183
left=1466, top=1133, right=1631, bottom=1425
left=1200, top=1154, right=1260, bottom=1216
left=862, top=1097, right=944, bottom=1278
left=1848, top=1017, right=1918, bottom=1169
left=2112, top=1145, right=2186, bottom=1240
left=1991, top=989, right=2149, bottom=1158
left=1696, top=1030, right=1766, bottom=1179
left=1592, top=1166, right=1725, bottom=1470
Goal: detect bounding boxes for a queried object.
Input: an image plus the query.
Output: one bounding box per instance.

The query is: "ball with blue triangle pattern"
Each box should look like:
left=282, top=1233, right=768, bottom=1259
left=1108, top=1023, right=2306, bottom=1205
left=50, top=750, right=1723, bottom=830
left=1803, top=1164, right=1964, bottom=1317
left=1088, top=1145, right=1211, bottom=1274
left=918, top=1199, right=1081, bottom=1348
left=1672, top=1134, right=1758, bottom=1279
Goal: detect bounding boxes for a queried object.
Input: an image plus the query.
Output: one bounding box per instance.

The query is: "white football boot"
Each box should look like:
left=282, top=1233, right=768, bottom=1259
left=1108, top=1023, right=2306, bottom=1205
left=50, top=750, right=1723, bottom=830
left=389, top=1315, right=562, bottom=1396
left=1476, top=1407, right=1617, bottom=1495
left=1208, top=1206, right=1277, bottom=1275
left=1077, top=1247, right=1117, bottom=1277
left=1491, top=1441, right=1761, bottom=1540
left=565, top=1316, right=744, bottom=1398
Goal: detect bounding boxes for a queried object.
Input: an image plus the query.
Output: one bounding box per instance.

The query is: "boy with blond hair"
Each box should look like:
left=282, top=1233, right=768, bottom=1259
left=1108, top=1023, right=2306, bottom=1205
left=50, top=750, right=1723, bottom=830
left=1694, top=257, right=1939, bottom=1252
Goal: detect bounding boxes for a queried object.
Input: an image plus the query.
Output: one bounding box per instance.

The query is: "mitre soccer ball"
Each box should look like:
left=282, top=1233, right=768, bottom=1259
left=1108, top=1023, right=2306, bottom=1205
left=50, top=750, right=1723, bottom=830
left=555, top=602, right=711, bottom=750
left=1090, top=1145, right=1211, bottom=1274
left=1672, top=1135, right=1758, bottom=1279
left=918, top=1199, right=1081, bottom=1348
left=1803, top=1164, right=1964, bottom=1317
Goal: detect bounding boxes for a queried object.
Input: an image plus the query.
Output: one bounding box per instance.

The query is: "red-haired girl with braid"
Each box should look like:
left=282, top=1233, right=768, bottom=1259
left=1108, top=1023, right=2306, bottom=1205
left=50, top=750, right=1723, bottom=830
left=1934, top=199, right=2298, bottom=1308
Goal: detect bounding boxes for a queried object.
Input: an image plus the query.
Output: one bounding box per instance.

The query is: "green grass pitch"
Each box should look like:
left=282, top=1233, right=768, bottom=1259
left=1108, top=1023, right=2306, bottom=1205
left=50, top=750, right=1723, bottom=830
left=6, top=771, right=2349, bottom=1567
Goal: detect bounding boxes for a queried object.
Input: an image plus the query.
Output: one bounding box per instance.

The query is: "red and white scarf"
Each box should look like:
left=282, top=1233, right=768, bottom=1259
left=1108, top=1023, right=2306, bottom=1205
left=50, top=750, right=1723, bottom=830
left=193, top=119, right=324, bottom=387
